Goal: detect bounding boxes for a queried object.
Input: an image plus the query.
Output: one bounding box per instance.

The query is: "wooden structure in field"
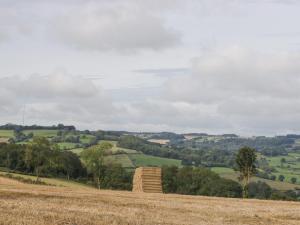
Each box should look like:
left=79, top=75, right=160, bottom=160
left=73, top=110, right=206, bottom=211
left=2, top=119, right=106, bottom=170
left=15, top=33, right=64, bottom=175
left=132, top=167, right=162, bottom=193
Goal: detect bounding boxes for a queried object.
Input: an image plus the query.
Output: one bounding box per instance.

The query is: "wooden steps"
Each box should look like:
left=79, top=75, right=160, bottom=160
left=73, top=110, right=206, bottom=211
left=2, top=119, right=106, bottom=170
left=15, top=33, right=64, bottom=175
left=132, top=167, right=162, bottom=193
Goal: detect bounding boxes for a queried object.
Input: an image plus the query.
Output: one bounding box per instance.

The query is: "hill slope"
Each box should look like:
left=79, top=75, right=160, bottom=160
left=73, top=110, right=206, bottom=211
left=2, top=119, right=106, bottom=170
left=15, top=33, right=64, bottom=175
left=0, top=177, right=300, bottom=225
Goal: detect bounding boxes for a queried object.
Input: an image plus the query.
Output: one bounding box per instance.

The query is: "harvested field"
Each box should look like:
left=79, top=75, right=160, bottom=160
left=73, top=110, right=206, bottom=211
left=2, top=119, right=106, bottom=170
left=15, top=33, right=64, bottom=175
left=1, top=176, right=300, bottom=225
left=0, top=138, right=9, bottom=143
left=147, top=139, right=170, bottom=145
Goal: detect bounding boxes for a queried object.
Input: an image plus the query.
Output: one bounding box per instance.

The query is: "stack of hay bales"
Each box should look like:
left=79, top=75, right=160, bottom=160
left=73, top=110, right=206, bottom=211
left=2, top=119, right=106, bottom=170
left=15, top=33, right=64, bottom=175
left=132, top=167, right=162, bottom=193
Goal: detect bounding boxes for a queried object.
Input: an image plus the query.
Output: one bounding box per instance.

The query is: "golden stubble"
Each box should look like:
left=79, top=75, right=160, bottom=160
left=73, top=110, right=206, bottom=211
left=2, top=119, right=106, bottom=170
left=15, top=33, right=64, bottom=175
left=0, top=177, right=300, bottom=225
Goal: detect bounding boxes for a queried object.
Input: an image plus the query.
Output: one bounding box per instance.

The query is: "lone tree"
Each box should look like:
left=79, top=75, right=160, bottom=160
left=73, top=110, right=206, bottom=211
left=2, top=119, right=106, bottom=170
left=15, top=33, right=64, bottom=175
left=280, top=158, right=286, bottom=168
left=235, top=146, right=257, bottom=198
left=80, top=142, right=113, bottom=189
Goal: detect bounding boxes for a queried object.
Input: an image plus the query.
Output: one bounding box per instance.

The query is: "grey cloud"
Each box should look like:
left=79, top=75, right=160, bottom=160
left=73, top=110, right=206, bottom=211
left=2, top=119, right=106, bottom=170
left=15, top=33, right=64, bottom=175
left=149, top=47, right=300, bottom=134
left=53, top=2, right=181, bottom=52
left=164, top=47, right=300, bottom=103
left=0, top=72, right=116, bottom=126
left=133, top=68, right=189, bottom=77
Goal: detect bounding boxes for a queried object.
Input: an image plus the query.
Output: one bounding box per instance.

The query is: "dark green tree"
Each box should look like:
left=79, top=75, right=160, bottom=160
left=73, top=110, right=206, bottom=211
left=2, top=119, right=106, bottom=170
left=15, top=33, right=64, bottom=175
left=162, top=166, right=178, bottom=193
left=278, top=174, right=285, bottom=182
left=291, top=177, right=297, bottom=184
left=280, top=158, right=286, bottom=168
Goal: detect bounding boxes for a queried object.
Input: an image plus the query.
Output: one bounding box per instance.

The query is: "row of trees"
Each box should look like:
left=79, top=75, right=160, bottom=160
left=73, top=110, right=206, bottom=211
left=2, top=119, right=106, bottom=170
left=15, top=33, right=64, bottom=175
left=0, top=137, right=85, bottom=181
left=0, top=137, right=132, bottom=190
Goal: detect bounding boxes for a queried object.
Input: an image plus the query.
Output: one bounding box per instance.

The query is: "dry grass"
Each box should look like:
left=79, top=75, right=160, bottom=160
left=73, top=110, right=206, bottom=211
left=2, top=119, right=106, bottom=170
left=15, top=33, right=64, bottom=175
left=1, top=177, right=300, bottom=225
left=0, top=138, right=9, bottom=143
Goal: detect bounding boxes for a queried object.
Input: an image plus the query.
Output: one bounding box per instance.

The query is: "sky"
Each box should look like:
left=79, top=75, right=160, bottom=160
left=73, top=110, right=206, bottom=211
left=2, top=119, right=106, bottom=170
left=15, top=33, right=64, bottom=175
left=1, top=0, right=300, bottom=135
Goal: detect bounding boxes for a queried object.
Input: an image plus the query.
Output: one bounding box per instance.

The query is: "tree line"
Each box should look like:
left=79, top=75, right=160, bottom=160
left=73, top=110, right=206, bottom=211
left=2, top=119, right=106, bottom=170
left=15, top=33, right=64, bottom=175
left=0, top=137, right=132, bottom=190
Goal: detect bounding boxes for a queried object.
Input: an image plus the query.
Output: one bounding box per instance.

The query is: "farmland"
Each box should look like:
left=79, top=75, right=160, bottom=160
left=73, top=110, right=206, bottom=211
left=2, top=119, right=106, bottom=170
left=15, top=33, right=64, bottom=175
left=211, top=167, right=300, bottom=191
left=264, top=152, right=300, bottom=184
left=0, top=176, right=300, bottom=225
left=2, top=127, right=300, bottom=191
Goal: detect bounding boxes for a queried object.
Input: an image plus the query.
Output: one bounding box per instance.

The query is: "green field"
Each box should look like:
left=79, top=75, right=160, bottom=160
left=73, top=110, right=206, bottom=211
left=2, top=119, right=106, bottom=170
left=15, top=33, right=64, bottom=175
left=105, top=154, right=134, bottom=168
left=80, top=134, right=95, bottom=144
left=211, top=167, right=300, bottom=191
left=57, top=142, right=78, bottom=150
left=23, top=129, right=58, bottom=137
left=0, top=130, right=14, bottom=138
left=129, top=154, right=182, bottom=167
left=264, top=152, right=300, bottom=185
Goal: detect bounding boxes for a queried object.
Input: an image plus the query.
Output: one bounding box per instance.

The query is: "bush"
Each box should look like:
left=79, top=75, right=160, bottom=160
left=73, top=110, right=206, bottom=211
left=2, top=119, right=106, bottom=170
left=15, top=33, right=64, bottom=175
left=248, top=181, right=272, bottom=199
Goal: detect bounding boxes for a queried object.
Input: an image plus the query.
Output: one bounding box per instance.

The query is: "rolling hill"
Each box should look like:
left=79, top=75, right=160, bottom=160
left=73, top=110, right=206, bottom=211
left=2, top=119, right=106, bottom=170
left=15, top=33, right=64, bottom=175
left=1, top=127, right=300, bottom=191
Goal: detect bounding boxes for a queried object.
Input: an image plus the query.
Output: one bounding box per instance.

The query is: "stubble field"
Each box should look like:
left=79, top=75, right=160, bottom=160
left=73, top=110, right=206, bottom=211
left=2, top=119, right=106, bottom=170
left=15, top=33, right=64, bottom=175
left=0, top=176, right=300, bottom=225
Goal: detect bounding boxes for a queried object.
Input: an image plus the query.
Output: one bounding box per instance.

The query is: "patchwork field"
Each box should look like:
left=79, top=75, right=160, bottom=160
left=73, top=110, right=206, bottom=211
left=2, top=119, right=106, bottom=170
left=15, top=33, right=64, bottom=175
left=264, top=152, right=300, bottom=184
left=0, top=176, right=300, bottom=225
left=211, top=167, right=300, bottom=191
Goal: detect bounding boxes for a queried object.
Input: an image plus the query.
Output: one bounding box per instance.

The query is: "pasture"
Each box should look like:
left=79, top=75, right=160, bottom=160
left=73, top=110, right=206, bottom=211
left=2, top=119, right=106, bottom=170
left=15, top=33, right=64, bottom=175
left=264, top=152, right=300, bottom=184
left=0, top=130, right=13, bottom=138
left=129, top=154, right=182, bottom=167
left=23, top=129, right=58, bottom=137
left=57, top=142, right=78, bottom=150
left=0, top=176, right=300, bottom=225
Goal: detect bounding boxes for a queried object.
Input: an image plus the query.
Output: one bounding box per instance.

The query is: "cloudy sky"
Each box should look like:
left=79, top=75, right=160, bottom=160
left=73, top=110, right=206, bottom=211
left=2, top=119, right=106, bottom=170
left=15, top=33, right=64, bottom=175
left=1, top=0, right=300, bottom=135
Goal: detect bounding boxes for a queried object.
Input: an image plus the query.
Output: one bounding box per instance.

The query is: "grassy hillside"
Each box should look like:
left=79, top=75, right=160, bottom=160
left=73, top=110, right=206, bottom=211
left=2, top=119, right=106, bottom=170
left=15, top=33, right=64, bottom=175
left=264, top=152, right=300, bottom=184
left=0, top=171, right=90, bottom=188
left=0, top=176, right=300, bottom=225
left=211, top=167, right=300, bottom=191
